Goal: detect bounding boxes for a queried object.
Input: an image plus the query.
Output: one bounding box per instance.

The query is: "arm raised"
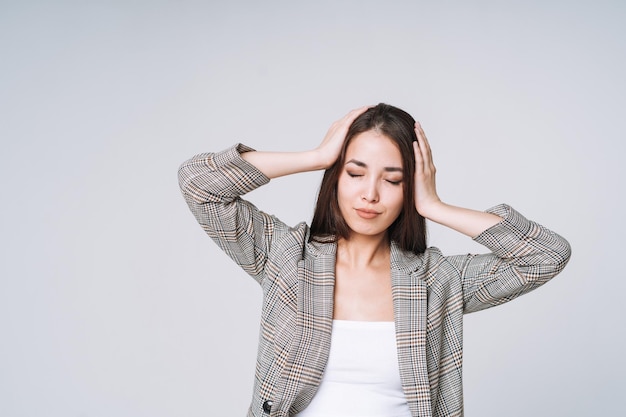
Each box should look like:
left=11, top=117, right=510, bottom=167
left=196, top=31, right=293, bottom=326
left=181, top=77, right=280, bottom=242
left=412, top=122, right=502, bottom=238
left=241, top=106, right=370, bottom=178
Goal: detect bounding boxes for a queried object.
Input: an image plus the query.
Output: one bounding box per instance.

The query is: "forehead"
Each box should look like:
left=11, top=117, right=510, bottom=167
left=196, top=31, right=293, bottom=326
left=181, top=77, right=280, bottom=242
left=345, top=130, right=402, bottom=164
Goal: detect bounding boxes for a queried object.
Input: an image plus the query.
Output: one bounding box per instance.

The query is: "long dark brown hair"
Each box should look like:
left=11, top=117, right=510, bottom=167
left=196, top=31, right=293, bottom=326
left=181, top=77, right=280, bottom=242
left=310, top=103, right=427, bottom=254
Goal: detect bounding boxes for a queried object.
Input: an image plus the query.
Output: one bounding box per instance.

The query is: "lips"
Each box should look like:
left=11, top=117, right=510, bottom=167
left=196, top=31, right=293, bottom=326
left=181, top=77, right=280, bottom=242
left=355, top=208, right=381, bottom=219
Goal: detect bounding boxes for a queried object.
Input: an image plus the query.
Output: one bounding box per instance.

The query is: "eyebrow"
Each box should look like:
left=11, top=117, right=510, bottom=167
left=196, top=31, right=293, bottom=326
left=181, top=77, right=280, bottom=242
left=345, top=159, right=403, bottom=173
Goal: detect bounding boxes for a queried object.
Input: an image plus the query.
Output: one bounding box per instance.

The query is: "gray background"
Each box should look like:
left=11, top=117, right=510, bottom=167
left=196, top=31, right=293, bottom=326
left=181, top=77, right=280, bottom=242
left=1, top=0, right=624, bottom=416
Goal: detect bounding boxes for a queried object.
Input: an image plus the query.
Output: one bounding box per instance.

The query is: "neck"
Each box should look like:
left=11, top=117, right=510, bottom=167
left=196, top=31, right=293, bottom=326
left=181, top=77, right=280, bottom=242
left=336, top=233, right=390, bottom=269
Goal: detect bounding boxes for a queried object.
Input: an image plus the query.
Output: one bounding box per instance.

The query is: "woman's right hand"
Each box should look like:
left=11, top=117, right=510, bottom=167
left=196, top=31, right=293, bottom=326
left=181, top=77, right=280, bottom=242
left=241, top=106, right=370, bottom=179
left=315, top=106, right=370, bottom=169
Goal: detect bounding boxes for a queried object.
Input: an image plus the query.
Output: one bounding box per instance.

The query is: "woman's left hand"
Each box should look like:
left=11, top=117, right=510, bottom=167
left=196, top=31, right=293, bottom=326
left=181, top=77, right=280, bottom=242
left=413, top=122, right=443, bottom=218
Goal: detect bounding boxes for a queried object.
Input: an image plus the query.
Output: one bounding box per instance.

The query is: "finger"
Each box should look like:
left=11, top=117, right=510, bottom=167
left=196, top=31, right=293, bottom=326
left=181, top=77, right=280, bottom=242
left=329, top=106, right=372, bottom=139
left=344, top=105, right=371, bottom=122
left=322, top=106, right=371, bottom=147
left=330, top=106, right=368, bottom=134
left=414, top=121, right=430, bottom=151
left=414, top=122, right=434, bottom=168
left=413, top=140, right=424, bottom=172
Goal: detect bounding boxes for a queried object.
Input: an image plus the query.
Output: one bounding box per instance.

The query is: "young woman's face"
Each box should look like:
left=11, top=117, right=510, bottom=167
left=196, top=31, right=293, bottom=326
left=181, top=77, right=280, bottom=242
left=337, top=130, right=405, bottom=240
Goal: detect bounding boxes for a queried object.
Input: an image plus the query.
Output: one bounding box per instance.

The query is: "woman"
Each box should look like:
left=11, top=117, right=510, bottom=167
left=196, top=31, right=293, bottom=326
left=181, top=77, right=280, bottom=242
left=178, top=104, right=571, bottom=417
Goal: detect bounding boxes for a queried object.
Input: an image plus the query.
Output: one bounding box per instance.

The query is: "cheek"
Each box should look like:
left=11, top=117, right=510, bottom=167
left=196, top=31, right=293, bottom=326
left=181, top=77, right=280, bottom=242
left=336, top=178, right=350, bottom=211
left=387, top=187, right=405, bottom=214
left=337, top=175, right=355, bottom=200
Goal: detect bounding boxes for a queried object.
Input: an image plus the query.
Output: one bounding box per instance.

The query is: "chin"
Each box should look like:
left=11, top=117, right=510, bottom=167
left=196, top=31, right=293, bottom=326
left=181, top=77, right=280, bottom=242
left=346, top=222, right=388, bottom=239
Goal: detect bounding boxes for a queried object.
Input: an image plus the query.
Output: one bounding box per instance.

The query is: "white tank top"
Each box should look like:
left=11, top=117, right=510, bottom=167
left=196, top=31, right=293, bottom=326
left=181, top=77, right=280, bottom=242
left=295, top=320, right=412, bottom=417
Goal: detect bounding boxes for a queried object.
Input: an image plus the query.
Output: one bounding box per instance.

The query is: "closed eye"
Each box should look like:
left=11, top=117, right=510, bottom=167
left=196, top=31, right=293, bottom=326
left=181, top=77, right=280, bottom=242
left=347, top=172, right=363, bottom=178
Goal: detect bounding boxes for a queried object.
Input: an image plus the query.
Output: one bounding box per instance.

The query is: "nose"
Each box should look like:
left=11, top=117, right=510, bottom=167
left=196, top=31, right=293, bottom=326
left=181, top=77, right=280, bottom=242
left=361, top=179, right=379, bottom=203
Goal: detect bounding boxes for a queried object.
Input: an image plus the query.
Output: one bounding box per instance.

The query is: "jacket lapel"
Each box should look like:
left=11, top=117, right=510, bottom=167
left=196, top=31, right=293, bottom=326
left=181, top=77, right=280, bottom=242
left=272, top=240, right=431, bottom=417
left=272, top=239, right=336, bottom=416
left=391, top=242, right=432, bottom=417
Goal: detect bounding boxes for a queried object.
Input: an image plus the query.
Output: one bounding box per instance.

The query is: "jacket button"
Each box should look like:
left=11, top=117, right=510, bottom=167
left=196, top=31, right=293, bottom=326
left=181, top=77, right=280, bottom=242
left=262, top=400, right=273, bottom=413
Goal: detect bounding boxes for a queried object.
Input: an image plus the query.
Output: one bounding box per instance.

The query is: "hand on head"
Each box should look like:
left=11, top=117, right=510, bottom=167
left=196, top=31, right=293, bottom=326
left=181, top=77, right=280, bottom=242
left=412, top=122, right=442, bottom=218
left=315, top=106, right=371, bottom=169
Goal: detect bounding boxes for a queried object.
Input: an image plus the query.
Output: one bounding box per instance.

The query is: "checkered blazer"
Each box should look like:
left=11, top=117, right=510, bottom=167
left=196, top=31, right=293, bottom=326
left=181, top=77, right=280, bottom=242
left=178, top=144, right=571, bottom=417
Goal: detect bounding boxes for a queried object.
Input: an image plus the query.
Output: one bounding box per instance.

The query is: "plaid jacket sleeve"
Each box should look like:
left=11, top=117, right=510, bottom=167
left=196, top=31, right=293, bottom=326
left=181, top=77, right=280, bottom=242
left=178, top=143, right=288, bottom=285
left=446, top=204, right=572, bottom=314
